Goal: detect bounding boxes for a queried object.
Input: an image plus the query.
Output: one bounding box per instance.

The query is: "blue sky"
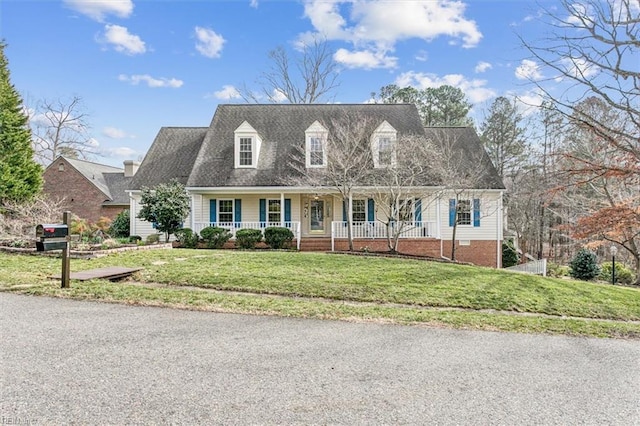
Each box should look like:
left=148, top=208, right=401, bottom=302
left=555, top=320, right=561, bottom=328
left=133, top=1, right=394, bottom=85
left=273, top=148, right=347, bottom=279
left=3, top=0, right=553, bottom=167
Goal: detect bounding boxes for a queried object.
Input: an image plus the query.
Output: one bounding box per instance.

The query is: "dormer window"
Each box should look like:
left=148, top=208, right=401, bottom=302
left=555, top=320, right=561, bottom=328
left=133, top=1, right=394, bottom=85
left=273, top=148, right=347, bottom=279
left=305, top=121, right=328, bottom=168
left=371, top=121, right=397, bottom=168
left=378, top=137, right=393, bottom=166
left=235, top=121, right=261, bottom=168
left=239, top=137, right=253, bottom=166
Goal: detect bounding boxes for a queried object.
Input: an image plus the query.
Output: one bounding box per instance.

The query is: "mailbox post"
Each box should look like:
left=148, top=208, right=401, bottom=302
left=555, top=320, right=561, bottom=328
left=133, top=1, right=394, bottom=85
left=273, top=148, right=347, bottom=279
left=36, top=211, right=71, bottom=288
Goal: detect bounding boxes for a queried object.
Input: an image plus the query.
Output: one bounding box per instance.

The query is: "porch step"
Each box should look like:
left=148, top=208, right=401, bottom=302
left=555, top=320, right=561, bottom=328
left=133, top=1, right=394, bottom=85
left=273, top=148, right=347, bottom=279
left=299, top=238, right=332, bottom=252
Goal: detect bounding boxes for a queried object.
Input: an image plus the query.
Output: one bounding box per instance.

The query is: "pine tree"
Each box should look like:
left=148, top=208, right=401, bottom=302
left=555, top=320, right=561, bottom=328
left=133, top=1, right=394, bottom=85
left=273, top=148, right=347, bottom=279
left=0, top=41, right=42, bottom=205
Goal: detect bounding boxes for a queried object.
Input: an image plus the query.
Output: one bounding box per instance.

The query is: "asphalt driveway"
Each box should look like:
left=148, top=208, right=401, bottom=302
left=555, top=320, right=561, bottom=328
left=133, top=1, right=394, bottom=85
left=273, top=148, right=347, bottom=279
left=1, top=293, right=639, bottom=425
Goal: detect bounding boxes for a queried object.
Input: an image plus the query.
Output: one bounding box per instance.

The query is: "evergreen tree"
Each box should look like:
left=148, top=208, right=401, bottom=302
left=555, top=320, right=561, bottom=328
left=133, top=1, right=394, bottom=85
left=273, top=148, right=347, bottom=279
left=480, top=96, right=527, bottom=179
left=569, top=249, right=600, bottom=281
left=0, top=41, right=42, bottom=205
left=373, top=84, right=473, bottom=127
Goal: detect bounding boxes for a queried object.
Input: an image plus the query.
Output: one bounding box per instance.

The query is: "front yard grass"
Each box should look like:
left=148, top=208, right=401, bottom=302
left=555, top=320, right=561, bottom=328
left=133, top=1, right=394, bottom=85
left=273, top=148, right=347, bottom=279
left=1, top=250, right=639, bottom=339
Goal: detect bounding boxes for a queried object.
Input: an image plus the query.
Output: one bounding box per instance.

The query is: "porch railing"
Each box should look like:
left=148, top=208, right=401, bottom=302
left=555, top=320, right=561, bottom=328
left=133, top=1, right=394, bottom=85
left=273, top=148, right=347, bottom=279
left=193, top=221, right=301, bottom=250
left=331, top=221, right=437, bottom=240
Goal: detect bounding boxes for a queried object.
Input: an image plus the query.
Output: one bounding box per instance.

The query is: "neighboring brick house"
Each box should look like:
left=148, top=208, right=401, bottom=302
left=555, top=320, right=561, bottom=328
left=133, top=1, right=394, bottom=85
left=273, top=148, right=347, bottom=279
left=42, top=157, right=139, bottom=223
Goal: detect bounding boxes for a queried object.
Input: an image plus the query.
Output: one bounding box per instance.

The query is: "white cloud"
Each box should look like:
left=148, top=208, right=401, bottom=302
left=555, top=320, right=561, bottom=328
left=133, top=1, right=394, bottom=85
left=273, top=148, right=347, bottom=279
left=213, top=85, right=241, bottom=100
left=475, top=61, right=492, bottom=73
left=63, top=0, right=133, bottom=22
left=250, top=0, right=259, bottom=8
left=102, top=126, right=133, bottom=139
left=334, top=48, right=397, bottom=69
left=118, top=74, right=184, bottom=88
left=88, top=137, right=100, bottom=147
left=557, top=57, right=599, bottom=81
left=99, top=146, right=140, bottom=160
left=300, top=0, right=481, bottom=69
left=102, top=24, right=146, bottom=55
left=515, top=89, right=545, bottom=116
left=395, top=71, right=496, bottom=104
left=415, top=50, right=428, bottom=62
left=194, top=26, right=225, bottom=58
left=515, top=59, right=542, bottom=80
left=271, top=89, right=288, bottom=103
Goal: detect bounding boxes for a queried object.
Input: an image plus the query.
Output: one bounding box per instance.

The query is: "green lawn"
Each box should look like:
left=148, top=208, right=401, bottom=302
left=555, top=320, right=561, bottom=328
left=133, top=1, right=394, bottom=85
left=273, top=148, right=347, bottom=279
left=1, top=250, right=639, bottom=338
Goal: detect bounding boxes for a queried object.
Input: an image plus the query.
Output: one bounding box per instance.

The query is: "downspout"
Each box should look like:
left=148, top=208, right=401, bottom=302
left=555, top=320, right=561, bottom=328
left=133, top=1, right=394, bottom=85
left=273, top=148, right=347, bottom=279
left=129, top=192, right=136, bottom=237
left=497, top=192, right=503, bottom=268
left=190, top=193, right=195, bottom=231
left=437, top=196, right=443, bottom=259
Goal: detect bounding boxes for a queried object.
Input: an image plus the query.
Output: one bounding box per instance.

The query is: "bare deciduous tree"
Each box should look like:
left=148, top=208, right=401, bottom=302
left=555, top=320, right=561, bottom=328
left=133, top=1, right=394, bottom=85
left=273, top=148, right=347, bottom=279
left=30, top=96, right=96, bottom=165
left=287, top=113, right=375, bottom=251
left=242, top=38, right=340, bottom=104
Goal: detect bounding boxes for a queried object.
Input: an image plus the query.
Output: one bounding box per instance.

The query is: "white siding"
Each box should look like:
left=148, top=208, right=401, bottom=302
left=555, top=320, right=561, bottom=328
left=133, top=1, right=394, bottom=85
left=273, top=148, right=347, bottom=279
left=438, top=192, right=502, bottom=241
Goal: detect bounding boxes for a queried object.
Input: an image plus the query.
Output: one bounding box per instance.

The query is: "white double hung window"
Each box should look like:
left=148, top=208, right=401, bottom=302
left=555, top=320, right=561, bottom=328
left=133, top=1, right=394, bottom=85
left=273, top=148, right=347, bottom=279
left=239, top=137, right=252, bottom=166
left=352, top=199, right=366, bottom=223
left=457, top=200, right=471, bottom=225
left=218, top=200, right=234, bottom=223
left=305, top=121, right=328, bottom=168
left=268, top=200, right=281, bottom=223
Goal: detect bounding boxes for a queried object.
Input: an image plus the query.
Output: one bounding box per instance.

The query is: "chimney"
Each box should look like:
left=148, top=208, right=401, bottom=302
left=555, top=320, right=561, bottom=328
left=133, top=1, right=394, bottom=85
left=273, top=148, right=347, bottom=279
left=123, top=160, right=140, bottom=177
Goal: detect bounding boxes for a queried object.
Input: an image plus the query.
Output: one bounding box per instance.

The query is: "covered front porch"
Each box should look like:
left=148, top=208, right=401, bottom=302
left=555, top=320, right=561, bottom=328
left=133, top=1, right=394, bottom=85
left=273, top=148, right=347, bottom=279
left=187, top=189, right=441, bottom=251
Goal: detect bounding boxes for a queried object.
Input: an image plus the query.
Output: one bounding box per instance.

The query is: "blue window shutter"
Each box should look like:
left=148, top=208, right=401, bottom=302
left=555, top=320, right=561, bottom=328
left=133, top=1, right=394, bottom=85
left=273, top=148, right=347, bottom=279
left=473, top=198, right=480, bottom=227
left=414, top=198, right=422, bottom=224
left=259, top=199, right=266, bottom=224
left=234, top=199, right=242, bottom=227
left=449, top=199, right=456, bottom=227
left=367, top=198, right=375, bottom=223
left=209, top=199, right=217, bottom=224
left=342, top=199, right=347, bottom=222
left=284, top=199, right=291, bottom=222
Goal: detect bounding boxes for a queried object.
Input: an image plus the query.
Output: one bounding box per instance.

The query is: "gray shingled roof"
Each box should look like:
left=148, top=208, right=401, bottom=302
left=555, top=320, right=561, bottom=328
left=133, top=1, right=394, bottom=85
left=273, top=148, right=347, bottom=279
left=128, top=127, right=208, bottom=190
left=130, top=104, right=504, bottom=190
left=102, top=173, right=134, bottom=205
left=424, top=127, right=505, bottom=190
left=188, top=104, right=426, bottom=187
left=63, top=157, right=124, bottom=199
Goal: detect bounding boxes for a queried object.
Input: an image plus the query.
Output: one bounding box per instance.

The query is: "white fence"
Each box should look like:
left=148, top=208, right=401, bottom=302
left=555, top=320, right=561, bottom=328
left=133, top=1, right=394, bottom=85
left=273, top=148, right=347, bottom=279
left=505, top=258, right=547, bottom=276
left=331, top=221, right=436, bottom=240
left=193, top=221, right=301, bottom=250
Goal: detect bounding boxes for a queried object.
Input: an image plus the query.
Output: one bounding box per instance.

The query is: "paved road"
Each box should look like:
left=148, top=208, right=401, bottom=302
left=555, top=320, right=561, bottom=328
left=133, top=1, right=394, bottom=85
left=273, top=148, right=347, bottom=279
left=1, top=293, right=639, bottom=425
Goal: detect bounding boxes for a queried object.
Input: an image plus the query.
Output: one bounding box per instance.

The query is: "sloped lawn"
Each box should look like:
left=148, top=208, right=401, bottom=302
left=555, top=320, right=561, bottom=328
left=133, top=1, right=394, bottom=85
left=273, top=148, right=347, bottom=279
left=1, top=250, right=639, bottom=338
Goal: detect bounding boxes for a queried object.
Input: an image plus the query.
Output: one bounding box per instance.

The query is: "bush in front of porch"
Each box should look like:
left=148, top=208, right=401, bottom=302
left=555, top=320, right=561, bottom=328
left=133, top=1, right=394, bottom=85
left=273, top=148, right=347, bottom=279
left=235, top=229, right=262, bottom=249
left=264, top=227, right=294, bottom=250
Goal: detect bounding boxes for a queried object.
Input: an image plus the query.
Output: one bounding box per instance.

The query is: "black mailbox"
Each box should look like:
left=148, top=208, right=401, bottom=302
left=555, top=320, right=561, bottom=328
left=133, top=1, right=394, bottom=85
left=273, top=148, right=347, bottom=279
left=36, top=224, right=69, bottom=252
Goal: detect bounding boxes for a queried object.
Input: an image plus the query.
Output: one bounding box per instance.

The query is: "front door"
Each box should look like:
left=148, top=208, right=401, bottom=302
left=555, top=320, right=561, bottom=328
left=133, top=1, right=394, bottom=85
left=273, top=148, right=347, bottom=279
left=309, top=199, right=325, bottom=234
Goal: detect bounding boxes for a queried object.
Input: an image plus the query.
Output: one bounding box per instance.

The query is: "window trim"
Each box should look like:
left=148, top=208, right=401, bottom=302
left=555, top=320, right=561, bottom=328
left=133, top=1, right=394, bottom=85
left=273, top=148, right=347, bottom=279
left=238, top=137, right=253, bottom=167
left=457, top=199, right=472, bottom=226
left=371, top=121, right=397, bottom=168
left=267, top=199, right=282, bottom=224
left=217, top=199, right=235, bottom=224
left=234, top=121, right=261, bottom=169
left=305, top=121, right=328, bottom=168
left=352, top=199, right=367, bottom=223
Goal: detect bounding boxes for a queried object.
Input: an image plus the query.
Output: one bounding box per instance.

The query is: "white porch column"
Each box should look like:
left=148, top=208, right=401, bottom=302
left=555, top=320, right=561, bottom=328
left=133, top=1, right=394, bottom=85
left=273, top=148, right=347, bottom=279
left=190, top=193, right=195, bottom=230
left=436, top=196, right=441, bottom=239
left=280, top=192, right=285, bottom=226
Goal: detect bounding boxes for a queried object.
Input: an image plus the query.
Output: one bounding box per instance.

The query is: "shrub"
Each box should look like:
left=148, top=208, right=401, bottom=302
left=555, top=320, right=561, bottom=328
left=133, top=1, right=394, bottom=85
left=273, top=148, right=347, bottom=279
left=264, top=227, right=294, bottom=250
left=502, top=241, right=519, bottom=268
left=235, top=228, right=262, bottom=249
left=146, top=234, right=160, bottom=244
left=599, top=261, right=636, bottom=285
left=547, top=262, right=570, bottom=278
left=174, top=228, right=199, bottom=249
left=129, top=235, right=142, bottom=243
left=200, top=226, right=232, bottom=249
left=109, top=210, right=130, bottom=238
left=569, top=249, right=600, bottom=281
left=100, top=238, right=120, bottom=250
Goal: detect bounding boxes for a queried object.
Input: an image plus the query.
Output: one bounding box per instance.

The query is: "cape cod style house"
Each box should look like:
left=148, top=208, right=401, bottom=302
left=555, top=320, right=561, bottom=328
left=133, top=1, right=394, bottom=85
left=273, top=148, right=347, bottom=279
left=128, top=104, right=505, bottom=267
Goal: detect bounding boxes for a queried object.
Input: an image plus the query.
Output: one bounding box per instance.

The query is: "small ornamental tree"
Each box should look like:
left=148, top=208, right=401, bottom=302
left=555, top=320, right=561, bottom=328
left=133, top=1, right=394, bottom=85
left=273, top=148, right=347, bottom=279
left=137, top=180, right=190, bottom=242
left=569, top=248, right=600, bottom=281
